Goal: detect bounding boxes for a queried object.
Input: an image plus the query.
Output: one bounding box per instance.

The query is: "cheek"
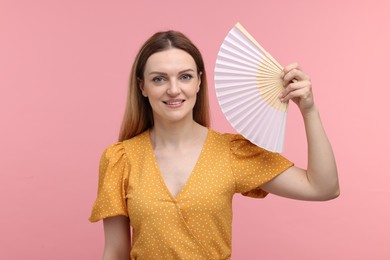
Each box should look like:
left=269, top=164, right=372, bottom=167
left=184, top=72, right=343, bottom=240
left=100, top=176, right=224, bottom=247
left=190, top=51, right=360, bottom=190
left=142, top=85, right=160, bottom=99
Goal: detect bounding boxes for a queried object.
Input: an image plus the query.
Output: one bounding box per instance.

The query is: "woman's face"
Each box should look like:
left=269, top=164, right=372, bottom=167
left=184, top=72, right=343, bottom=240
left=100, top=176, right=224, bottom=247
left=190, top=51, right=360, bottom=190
left=141, top=48, right=201, bottom=126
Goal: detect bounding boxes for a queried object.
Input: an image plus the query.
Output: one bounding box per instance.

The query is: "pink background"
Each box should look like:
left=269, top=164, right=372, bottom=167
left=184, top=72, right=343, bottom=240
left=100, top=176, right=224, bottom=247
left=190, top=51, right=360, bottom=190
left=1, top=0, right=389, bottom=259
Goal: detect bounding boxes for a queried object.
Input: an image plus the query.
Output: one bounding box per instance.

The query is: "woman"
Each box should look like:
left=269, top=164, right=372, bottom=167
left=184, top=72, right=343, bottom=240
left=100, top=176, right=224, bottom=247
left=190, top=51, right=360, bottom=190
left=89, top=30, right=339, bottom=260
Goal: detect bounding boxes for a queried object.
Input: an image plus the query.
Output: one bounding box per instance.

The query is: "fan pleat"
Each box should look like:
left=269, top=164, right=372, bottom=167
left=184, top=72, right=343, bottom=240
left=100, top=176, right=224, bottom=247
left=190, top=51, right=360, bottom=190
left=219, top=49, right=260, bottom=70
left=224, top=31, right=264, bottom=59
left=220, top=43, right=261, bottom=66
left=216, top=60, right=257, bottom=73
left=226, top=96, right=265, bottom=131
left=235, top=99, right=272, bottom=138
left=217, top=85, right=258, bottom=109
left=215, top=67, right=256, bottom=77
left=229, top=27, right=282, bottom=74
left=229, top=29, right=265, bottom=60
left=216, top=84, right=257, bottom=98
left=217, top=52, right=259, bottom=70
left=214, top=23, right=288, bottom=152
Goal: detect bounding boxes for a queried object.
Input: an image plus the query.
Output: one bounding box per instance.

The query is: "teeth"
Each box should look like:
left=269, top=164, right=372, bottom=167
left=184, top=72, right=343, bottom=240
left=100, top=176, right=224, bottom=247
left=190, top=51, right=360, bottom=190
left=166, top=101, right=182, bottom=105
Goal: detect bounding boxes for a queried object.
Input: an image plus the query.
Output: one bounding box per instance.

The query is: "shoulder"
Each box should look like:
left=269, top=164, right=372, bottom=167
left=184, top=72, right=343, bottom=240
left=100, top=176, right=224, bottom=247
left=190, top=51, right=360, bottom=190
left=210, top=129, right=277, bottom=159
left=122, top=130, right=149, bottom=145
left=209, top=129, right=251, bottom=149
left=208, top=129, right=264, bottom=158
left=208, top=129, right=242, bottom=143
left=100, top=131, right=150, bottom=165
left=99, top=141, right=127, bottom=167
left=103, top=130, right=149, bottom=155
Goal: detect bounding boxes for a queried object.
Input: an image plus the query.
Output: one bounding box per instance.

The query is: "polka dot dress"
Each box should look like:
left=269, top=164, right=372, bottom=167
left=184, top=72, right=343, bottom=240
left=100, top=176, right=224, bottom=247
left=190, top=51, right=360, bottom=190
left=89, top=129, right=293, bottom=259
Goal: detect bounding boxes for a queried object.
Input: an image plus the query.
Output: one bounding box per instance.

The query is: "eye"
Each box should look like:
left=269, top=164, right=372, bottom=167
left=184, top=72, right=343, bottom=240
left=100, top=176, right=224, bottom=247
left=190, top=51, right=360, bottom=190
left=180, top=74, right=193, bottom=81
left=152, top=76, right=165, bottom=83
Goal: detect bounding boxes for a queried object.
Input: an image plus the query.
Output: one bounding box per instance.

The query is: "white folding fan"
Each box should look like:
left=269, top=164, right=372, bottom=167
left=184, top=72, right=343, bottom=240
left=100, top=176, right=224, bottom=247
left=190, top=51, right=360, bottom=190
left=214, top=23, right=288, bottom=153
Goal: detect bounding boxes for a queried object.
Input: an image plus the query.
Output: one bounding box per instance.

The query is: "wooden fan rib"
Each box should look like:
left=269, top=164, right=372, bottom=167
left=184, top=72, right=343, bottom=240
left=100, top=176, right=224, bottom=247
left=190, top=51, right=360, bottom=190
left=257, top=84, right=283, bottom=98
left=256, top=81, right=283, bottom=95
left=257, top=75, right=281, bottom=81
left=258, top=57, right=282, bottom=74
left=261, top=91, right=287, bottom=112
left=256, top=70, right=286, bottom=112
left=257, top=70, right=281, bottom=78
left=258, top=59, right=282, bottom=74
left=257, top=86, right=287, bottom=112
left=256, top=76, right=283, bottom=86
left=261, top=95, right=287, bottom=112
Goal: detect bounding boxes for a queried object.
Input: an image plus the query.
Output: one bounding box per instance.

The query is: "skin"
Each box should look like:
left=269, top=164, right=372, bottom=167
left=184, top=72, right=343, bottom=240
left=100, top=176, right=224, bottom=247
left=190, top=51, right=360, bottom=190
left=261, top=63, right=340, bottom=201
left=102, top=49, right=340, bottom=259
left=140, top=48, right=208, bottom=198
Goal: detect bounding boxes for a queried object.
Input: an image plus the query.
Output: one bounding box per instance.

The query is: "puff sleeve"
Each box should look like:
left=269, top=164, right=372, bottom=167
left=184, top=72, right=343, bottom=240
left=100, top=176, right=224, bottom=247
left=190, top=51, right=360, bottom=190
left=89, top=143, right=129, bottom=222
left=230, top=135, right=293, bottom=198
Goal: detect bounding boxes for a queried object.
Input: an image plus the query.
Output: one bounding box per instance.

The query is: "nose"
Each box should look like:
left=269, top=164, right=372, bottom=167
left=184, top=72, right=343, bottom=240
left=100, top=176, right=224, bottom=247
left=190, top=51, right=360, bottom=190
left=166, top=79, right=181, bottom=96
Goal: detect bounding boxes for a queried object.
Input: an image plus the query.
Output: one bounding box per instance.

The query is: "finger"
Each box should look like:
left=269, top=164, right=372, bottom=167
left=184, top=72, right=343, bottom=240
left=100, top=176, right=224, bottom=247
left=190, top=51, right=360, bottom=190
left=282, top=69, right=310, bottom=86
left=281, top=88, right=310, bottom=103
left=282, top=62, right=300, bottom=76
left=281, top=87, right=312, bottom=103
left=279, top=80, right=312, bottom=100
left=281, top=80, right=310, bottom=96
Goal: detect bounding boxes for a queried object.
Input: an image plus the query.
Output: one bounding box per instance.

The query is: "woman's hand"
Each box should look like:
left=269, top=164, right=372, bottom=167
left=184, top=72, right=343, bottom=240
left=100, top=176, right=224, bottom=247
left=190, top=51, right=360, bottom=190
left=262, top=63, right=340, bottom=201
left=279, top=63, right=314, bottom=115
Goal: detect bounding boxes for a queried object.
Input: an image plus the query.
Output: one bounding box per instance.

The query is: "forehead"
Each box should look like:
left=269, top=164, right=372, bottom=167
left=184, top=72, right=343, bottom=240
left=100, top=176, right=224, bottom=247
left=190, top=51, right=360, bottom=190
left=144, top=48, right=197, bottom=73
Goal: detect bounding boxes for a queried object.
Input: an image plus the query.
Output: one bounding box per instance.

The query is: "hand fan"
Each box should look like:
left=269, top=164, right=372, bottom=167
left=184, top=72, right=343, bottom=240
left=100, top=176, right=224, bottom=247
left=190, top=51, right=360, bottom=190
left=214, top=23, right=288, bottom=152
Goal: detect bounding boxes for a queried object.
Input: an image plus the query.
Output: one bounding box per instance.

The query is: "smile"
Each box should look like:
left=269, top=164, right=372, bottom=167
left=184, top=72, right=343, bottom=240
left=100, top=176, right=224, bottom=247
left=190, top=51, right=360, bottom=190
left=163, top=100, right=185, bottom=105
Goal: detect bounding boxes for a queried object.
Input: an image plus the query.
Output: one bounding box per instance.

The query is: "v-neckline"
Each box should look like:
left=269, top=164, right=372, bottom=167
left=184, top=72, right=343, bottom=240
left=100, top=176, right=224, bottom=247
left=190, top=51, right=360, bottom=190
left=146, top=128, right=211, bottom=202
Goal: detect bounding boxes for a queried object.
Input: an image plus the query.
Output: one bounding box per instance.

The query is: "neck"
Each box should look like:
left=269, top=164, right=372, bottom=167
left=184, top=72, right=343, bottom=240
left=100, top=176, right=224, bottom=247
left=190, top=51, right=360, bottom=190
left=150, top=119, right=207, bottom=149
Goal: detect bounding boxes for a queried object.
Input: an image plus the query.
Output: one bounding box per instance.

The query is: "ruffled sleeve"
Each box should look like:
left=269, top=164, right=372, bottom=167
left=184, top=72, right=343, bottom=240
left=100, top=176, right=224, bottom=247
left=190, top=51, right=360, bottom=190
left=89, top=143, right=129, bottom=222
left=230, top=134, right=293, bottom=198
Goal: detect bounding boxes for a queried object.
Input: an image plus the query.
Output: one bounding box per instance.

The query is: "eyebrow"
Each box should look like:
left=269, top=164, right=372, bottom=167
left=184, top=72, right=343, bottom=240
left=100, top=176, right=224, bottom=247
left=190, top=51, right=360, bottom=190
left=148, top=69, right=196, bottom=76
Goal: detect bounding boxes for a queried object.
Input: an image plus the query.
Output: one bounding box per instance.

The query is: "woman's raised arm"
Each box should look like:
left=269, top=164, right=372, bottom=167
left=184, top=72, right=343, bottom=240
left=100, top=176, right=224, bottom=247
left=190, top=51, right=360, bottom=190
left=261, top=63, right=340, bottom=201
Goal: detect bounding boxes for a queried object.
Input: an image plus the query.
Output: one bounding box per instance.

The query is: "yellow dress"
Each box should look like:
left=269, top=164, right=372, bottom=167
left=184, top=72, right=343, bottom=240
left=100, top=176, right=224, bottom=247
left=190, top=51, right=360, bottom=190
left=89, top=129, right=293, bottom=260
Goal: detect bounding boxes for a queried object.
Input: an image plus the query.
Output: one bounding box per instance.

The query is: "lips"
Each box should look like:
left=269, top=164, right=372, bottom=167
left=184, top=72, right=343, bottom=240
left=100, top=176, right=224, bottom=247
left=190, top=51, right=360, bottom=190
left=163, top=99, right=185, bottom=105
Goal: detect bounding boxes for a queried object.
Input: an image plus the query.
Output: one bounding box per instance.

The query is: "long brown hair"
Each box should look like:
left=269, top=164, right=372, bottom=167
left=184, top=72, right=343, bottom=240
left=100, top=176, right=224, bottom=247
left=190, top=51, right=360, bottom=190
left=118, top=31, right=210, bottom=141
